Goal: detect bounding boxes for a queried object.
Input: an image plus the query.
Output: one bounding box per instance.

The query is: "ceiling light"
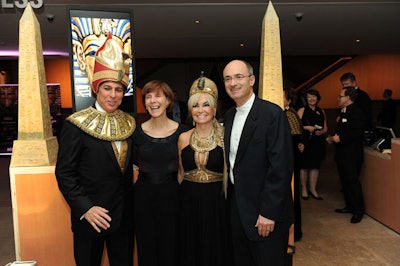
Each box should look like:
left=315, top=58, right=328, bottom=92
left=295, top=12, right=303, bottom=22
left=194, top=20, right=200, bottom=24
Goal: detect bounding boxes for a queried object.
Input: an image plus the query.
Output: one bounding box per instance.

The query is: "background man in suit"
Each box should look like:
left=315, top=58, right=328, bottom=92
left=377, top=88, right=397, bottom=128
left=340, top=73, right=373, bottom=144
left=326, top=86, right=366, bottom=223
left=223, top=59, right=294, bottom=265
left=167, top=89, right=188, bottom=125
left=56, top=34, right=136, bottom=265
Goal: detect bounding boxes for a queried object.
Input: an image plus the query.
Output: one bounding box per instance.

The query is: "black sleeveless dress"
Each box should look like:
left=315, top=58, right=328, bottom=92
left=301, top=105, right=326, bottom=169
left=179, top=145, right=231, bottom=266
left=133, top=124, right=187, bottom=266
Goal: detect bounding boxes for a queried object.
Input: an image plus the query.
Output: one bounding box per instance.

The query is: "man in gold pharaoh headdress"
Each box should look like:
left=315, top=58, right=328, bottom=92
left=71, top=17, right=132, bottom=98
left=56, top=33, right=135, bottom=266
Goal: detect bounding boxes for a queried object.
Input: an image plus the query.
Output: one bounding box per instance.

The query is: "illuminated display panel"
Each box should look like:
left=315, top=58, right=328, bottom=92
left=68, top=8, right=136, bottom=114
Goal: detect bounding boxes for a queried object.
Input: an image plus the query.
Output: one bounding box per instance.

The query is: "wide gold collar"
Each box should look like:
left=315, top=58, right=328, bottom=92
left=67, top=107, right=135, bottom=141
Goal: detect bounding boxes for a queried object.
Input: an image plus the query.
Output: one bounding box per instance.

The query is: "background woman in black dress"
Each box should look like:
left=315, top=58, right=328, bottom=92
left=297, top=89, right=328, bottom=200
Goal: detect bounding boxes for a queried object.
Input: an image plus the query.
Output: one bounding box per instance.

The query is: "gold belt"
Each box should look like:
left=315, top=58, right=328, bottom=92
left=183, top=169, right=223, bottom=183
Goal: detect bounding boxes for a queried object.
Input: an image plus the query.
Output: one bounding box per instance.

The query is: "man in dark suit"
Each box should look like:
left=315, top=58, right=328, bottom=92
left=340, top=72, right=373, bottom=133
left=326, top=86, right=366, bottom=223
left=377, top=89, right=397, bottom=128
left=56, top=34, right=135, bottom=265
left=223, top=59, right=294, bottom=265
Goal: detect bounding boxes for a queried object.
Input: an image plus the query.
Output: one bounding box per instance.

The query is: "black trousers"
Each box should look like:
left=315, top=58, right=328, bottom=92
left=337, top=160, right=365, bottom=214
left=293, top=162, right=302, bottom=240
left=73, top=222, right=133, bottom=266
left=229, top=185, right=289, bottom=266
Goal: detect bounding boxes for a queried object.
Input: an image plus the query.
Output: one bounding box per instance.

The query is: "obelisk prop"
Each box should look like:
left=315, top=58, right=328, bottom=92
left=10, top=3, right=58, bottom=166
left=258, top=1, right=283, bottom=109
left=258, top=1, right=295, bottom=259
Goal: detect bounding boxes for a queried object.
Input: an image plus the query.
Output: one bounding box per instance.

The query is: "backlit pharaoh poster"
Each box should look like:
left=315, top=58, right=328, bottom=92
left=68, top=9, right=136, bottom=114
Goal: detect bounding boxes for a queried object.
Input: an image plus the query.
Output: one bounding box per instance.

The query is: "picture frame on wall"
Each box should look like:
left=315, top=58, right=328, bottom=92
left=67, top=8, right=136, bottom=115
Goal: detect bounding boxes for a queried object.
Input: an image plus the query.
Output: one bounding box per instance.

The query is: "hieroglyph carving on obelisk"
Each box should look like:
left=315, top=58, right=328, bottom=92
left=258, top=1, right=284, bottom=109
left=10, top=3, right=58, bottom=166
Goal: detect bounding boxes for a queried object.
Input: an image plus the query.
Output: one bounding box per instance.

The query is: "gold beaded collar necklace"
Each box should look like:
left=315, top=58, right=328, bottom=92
left=190, top=129, right=217, bottom=153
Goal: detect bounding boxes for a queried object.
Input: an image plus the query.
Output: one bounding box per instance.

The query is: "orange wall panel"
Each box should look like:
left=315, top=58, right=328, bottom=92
left=45, top=58, right=72, bottom=108
left=136, top=87, right=145, bottom=113
left=313, top=54, right=400, bottom=109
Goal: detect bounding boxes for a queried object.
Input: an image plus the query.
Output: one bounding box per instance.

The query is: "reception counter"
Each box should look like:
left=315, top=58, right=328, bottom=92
left=361, top=138, right=400, bottom=233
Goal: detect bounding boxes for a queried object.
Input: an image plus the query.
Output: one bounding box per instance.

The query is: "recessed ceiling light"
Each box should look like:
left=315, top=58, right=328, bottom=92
left=194, top=20, right=200, bottom=24
left=240, top=43, right=245, bottom=47
left=355, top=39, right=361, bottom=43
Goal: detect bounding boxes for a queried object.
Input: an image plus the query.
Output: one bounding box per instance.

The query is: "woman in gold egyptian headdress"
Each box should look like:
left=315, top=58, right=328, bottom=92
left=55, top=33, right=135, bottom=266
left=177, top=73, right=230, bottom=266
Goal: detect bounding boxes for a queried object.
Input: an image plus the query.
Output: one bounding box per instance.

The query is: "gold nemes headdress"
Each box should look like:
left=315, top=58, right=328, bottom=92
left=189, top=71, right=218, bottom=100
left=91, top=33, right=130, bottom=93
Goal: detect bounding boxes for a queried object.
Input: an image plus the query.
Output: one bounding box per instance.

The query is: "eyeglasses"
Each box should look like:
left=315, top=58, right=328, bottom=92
left=337, top=95, right=347, bottom=99
left=223, top=74, right=253, bottom=83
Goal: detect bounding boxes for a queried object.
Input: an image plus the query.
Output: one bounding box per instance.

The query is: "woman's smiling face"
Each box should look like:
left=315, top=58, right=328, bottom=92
left=191, top=93, right=215, bottom=125
left=144, top=89, right=170, bottom=118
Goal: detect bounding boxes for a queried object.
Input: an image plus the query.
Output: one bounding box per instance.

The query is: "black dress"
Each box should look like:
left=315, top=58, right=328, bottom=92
left=179, top=145, right=230, bottom=266
left=133, top=124, right=187, bottom=266
left=285, top=107, right=303, bottom=241
left=301, top=105, right=326, bottom=169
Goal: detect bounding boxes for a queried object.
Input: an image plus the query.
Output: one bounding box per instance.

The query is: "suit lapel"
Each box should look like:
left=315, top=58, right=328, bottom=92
left=122, top=137, right=133, bottom=174
left=235, top=98, right=259, bottom=165
left=105, top=141, right=123, bottom=173
left=224, top=108, right=235, bottom=169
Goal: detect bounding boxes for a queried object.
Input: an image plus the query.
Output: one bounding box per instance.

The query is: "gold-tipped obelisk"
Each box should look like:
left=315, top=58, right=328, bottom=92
left=10, top=3, right=58, bottom=166
left=258, top=1, right=284, bottom=109
left=258, top=1, right=294, bottom=257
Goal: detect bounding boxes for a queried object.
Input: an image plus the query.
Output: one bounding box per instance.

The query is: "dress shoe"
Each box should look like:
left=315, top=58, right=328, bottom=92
left=335, top=207, right=352, bottom=213
left=301, top=195, right=309, bottom=200
left=351, top=214, right=363, bottom=223
left=309, top=191, right=323, bottom=200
